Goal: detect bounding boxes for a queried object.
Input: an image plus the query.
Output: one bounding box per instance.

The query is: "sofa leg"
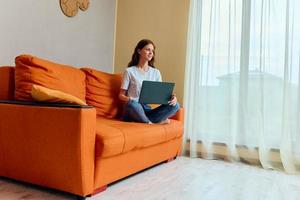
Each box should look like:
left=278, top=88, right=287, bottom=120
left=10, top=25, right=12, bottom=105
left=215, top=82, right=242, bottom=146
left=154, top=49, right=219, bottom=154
left=166, top=156, right=176, bottom=163
left=75, top=185, right=107, bottom=199
left=92, top=185, right=108, bottom=195
left=76, top=196, right=87, bottom=200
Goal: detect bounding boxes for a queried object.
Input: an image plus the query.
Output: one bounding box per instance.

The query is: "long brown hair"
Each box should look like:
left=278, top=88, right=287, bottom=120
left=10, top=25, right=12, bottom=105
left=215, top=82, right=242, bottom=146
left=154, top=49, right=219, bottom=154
left=127, top=39, right=156, bottom=67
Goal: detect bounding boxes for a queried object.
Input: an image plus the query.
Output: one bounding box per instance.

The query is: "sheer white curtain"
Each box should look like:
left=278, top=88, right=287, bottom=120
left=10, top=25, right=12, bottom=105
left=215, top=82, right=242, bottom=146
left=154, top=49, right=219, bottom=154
left=184, top=0, right=300, bottom=173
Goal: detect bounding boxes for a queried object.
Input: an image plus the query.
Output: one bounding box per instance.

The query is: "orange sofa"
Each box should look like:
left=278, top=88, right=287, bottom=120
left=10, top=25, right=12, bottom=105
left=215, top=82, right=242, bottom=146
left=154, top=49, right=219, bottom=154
left=0, top=55, right=184, bottom=198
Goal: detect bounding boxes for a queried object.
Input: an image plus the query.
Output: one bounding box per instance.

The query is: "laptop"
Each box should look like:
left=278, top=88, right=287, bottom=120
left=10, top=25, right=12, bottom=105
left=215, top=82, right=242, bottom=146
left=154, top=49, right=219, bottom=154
left=139, top=81, right=175, bottom=104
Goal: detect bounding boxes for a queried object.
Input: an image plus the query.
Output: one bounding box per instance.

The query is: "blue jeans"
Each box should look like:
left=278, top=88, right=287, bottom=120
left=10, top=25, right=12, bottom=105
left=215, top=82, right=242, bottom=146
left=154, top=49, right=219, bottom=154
left=123, top=100, right=180, bottom=123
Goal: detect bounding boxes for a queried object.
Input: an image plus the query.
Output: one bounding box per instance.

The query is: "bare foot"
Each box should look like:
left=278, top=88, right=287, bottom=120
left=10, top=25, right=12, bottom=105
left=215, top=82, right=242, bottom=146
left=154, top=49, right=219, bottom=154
left=158, top=118, right=170, bottom=124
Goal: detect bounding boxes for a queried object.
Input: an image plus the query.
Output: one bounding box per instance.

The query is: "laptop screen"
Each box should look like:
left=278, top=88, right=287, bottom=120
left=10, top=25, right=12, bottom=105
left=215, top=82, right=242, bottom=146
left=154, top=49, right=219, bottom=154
left=139, top=81, right=175, bottom=104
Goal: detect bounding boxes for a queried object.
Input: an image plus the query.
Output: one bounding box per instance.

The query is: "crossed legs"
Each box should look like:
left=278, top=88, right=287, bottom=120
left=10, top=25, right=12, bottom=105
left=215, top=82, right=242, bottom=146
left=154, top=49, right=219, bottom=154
left=123, top=100, right=180, bottom=124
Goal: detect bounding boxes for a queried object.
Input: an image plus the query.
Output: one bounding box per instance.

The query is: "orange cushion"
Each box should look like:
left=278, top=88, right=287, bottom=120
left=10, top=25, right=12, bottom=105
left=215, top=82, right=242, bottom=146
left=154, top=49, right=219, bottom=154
left=31, top=84, right=87, bottom=105
left=95, top=117, right=183, bottom=158
left=0, top=66, right=15, bottom=100
left=81, top=68, right=123, bottom=119
left=15, top=55, right=86, bottom=102
left=95, top=120, right=125, bottom=158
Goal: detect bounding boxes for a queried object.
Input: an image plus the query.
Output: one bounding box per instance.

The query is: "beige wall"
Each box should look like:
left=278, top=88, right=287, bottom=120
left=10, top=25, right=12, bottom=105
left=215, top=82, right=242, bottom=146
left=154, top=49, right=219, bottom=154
left=114, top=0, right=190, bottom=103
left=0, top=0, right=116, bottom=72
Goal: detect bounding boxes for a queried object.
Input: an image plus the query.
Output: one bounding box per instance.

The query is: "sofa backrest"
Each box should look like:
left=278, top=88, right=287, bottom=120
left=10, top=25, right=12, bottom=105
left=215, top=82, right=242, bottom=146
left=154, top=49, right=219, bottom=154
left=81, top=68, right=123, bottom=119
left=15, top=55, right=86, bottom=102
left=0, top=66, right=15, bottom=100
left=1, top=55, right=124, bottom=119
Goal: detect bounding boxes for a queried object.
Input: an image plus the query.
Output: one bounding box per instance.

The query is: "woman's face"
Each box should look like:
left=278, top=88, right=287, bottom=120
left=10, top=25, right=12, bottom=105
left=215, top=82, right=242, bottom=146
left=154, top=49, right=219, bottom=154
left=138, top=44, right=154, bottom=62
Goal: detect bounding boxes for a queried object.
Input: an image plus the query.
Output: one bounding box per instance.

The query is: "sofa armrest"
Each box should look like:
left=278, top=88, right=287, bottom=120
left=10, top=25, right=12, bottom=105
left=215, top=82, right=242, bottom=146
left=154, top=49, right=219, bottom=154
left=0, top=101, right=96, bottom=196
left=0, top=100, right=92, bottom=108
left=170, top=107, right=184, bottom=123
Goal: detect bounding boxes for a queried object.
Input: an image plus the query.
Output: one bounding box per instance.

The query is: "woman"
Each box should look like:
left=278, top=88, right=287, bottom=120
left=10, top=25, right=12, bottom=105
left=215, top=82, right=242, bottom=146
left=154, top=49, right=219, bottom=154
left=119, top=39, right=180, bottom=124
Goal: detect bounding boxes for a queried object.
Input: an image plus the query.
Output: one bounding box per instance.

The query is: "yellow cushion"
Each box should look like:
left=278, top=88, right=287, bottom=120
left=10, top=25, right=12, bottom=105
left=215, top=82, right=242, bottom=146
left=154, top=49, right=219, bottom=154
left=31, top=84, right=87, bottom=105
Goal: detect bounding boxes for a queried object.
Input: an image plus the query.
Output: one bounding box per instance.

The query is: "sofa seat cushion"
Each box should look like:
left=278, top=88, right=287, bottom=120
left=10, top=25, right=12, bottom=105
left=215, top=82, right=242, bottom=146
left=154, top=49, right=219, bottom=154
left=95, top=117, right=183, bottom=158
left=15, top=55, right=86, bottom=102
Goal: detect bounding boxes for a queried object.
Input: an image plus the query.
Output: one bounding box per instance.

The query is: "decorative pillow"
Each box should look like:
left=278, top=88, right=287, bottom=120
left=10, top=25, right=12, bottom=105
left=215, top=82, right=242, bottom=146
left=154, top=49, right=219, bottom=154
left=15, top=55, right=86, bottom=102
left=31, top=84, right=87, bottom=105
left=81, top=68, right=122, bottom=118
left=0, top=66, right=15, bottom=100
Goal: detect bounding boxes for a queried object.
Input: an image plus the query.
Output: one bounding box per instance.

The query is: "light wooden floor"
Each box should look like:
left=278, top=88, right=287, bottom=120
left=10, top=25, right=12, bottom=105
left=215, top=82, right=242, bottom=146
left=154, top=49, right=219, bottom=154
left=1, top=157, right=300, bottom=200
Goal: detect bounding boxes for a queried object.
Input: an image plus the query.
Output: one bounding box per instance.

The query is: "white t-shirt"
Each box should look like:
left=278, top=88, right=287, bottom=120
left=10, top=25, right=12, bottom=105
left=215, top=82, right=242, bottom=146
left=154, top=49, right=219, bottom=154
left=121, top=66, right=162, bottom=102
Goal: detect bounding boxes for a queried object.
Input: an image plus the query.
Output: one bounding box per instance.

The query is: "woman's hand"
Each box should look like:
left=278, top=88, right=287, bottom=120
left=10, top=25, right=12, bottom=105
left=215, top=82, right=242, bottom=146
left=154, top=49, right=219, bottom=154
left=119, top=89, right=131, bottom=103
left=168, top=94, right=177, bottom=106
